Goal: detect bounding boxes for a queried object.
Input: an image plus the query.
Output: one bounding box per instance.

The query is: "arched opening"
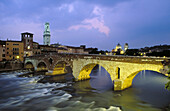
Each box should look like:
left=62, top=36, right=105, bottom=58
left=123, top=69, right=167, bottom=90
left=75, top=64, right=113, bottom=92
left=37, top=62, right=47, bottom=71
left=131, top=70, right=170, bottom=108
left=78, top=63, right=96, bottom=81
left=78, top=63, right=113, bottom=81
left=52, top=61, right=72, bottom=75
left=132, top=70, right=168, bottom=87
left=116, top=67, right=120, bottom=79
left=89, top=65, right=113, bottom=91
left=25, top=62, right=34, bottom=71
left=49, top=58, right=53, bottom=65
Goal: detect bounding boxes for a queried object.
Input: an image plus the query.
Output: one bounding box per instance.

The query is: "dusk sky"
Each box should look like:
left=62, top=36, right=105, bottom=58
left=0, top=0, right=170, bottom=50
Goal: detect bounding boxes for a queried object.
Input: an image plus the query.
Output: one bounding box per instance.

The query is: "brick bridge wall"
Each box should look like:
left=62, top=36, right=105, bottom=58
left=24, top=53, right=170, bottom=90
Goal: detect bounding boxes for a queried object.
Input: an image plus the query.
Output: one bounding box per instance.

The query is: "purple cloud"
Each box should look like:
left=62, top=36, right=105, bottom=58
left=68, top=6, right=110, bottom=36
left=0, top=0, right=170, bottom=50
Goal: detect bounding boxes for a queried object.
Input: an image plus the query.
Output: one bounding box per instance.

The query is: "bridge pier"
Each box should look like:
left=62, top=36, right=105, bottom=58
left=45, top=70, right=53, bottom=75
left=24, top=53, right=169, bottom=91
left=34, top=66, right=37, bottom=71
left=113, top=79, right=123, bottom=91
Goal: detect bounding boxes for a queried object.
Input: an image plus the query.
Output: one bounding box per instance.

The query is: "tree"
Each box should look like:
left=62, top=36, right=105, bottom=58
left=165, top=66, right=170, bottom=90
left=89, top=48, right=99, bottom=54
left=165, top=75, right=170, bottom=90
left=124, top=49, right=140, bottom=56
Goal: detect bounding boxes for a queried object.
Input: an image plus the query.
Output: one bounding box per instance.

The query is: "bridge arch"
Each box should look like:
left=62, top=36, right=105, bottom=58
left=122, top=65, right=163, bottom=90
left=51, top=60, right=72, bottom=75
left=25, top=62, right=34, bottom=71
left=77, top=63, right=113, bottom=81
left=4, top=61, right=12, bottom=69
left=37, top=61, right=48, bottom=71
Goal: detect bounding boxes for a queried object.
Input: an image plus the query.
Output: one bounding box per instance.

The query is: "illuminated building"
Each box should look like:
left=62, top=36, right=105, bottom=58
left=124, top=43, right=129, bottom=52
left=115, top=43, right=122, bottom=52
left=43, top=22, right=51, bottom=46
left=33, top=42, right=41, bottom=55
left=21, top=32, right=33, bottom=57
left=39, top=45, right=58, bottom=54
left=5, top=40, right=24, bottom=61
left=0, top=41, right=6, bottom=61
left=112, top=43, right=129, bottom=55
left=58, top=45, right=88, bottom=54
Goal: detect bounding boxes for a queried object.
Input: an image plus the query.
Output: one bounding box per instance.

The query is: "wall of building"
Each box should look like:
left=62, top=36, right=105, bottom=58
left=0, top=45, right=3, bottom=61
left=5, top=41, right=24, bottom=62
left=33, top=42, right=41, bottom=55
left=21, top=32, right=34, bottom=57
left=58, top=49, right=68, bottom=53
left=0, top=44, right=6, bottom=61
left=33, top=49, right=41, bottom=55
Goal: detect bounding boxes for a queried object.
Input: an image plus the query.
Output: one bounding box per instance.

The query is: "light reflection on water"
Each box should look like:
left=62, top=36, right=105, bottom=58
left=90, top=65, right=113, bottom=92
left=0, top=67, right=170, bottom=111
left=132, top=70, right=170, bottom=108
left=73, top=65, right=170, bottom=110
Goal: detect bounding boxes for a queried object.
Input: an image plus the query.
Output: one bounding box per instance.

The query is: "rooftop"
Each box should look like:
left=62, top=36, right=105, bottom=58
left=21, top=32, right=34, bottom=35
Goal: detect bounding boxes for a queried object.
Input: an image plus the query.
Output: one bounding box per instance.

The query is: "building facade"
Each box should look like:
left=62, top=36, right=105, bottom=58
left=124, top=43, right=129, bottom=52
left=0, top=41, right=6, bottom=61
left=112, top=43, right=129, bottom=55
left=21, top=32, right=33, bottom=57
left=5, top=41, right=24, bottom=62
left=57, top=45, right=88, bottom=54
left=39, top=45, right=58, bottom=54
left=33, top=42, right=41, bottom=55
left=43, top=22, right=51, bottom=46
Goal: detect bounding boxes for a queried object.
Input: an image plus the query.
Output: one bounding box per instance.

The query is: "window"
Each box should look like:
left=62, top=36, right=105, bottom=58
left=3, top=49, right=5, bottom=52
left=13, top=48, right=19, bottom=51
left=28, top=39, right=30, bottom=42
left=27, top=46, right=30, bottom=49
left=13, top=52, right=19, bottom=55
left=7, top=43, right=9, bottom=45
left=2, top=54, right=5, bottom=57
left=7, top=48, right=9, bottom=50
left=13, top=44, right=19, bottom=45
left=7, top=52, right=9, bottom=54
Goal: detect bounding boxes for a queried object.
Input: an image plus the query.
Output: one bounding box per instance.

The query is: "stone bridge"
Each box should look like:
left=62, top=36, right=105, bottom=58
left=24, top=53, right=170, bottom=91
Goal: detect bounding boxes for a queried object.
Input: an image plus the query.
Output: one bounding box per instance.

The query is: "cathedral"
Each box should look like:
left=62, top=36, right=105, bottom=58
left=112, top=43, right=129, bottom=55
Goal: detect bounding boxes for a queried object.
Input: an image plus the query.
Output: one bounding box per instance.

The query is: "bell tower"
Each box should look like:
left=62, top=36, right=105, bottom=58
left=43, top=22, right=51, bottom=46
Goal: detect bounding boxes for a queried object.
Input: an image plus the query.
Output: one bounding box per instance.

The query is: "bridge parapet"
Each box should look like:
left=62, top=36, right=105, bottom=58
left=25, top=53, right=169, bottom=63
left=24, top=53, right=170, bottom=90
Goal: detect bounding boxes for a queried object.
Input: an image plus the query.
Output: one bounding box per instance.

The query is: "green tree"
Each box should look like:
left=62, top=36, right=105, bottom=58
left=165, top=75, right=170, bottom=90
left=89, top=48, right=99, bottom=54
left=165, top=66, right=170, bottom=90
left=124, top=49, right=140, bottom=56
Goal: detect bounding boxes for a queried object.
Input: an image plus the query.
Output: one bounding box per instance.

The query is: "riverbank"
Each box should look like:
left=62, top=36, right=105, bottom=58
left=0, top=60, right=23, bottom=72
left=0, top=69, right=170, bottom=110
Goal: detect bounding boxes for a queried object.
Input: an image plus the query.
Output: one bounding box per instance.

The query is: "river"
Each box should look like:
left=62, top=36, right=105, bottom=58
left=0, top=65, right=170, bottom=111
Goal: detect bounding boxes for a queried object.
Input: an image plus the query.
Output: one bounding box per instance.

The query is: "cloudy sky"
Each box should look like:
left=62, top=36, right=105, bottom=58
left=0, top=0, right=170, bottom=50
